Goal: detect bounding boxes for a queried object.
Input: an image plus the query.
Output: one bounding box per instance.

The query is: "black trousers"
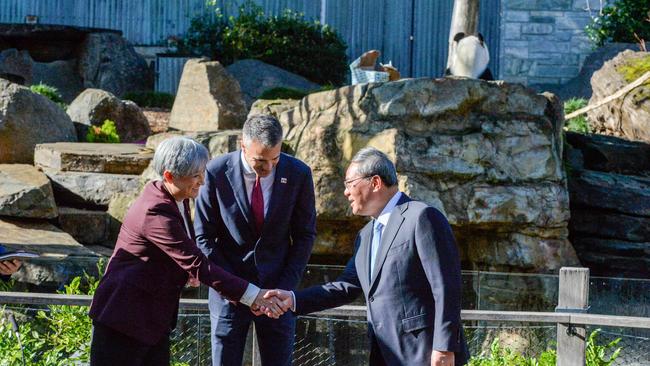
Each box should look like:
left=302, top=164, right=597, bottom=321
left=90, top=321, right=170, bottom=366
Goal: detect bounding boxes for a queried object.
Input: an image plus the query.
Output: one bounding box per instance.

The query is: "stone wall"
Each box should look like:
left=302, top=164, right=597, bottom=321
left=276, top=78, right=580, bottom=273
left=500, top=0, right=605, bottom=85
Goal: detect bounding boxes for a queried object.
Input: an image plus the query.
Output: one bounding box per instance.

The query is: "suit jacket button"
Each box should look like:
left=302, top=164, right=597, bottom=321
left=368, top=296, right=374, bottom=302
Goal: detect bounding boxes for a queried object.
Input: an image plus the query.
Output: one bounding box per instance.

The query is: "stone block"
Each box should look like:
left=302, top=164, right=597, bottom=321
left=504, top=10, right=530, bottom=22
left=58, top=207, right=111, bottom=245
left=35, top=142, right=153, bottom=174
left=528, top=41, right=571, bottom=53
left=504, top=46, right=529, bottom=58
left=556, top=13, right=592, bottom=30
left=0, top=218, right=95, bottom=258
left=532, top=65, right=580, bottom=78
left=504, top=23, right=522, bottom=40
left=522, top=23, right=554, bottom=34
left=170, top=58, right=247, bottom=132
left=0, top=164, right=58, bottom=219
left=507, top=0, right=571, bottom=10
left=44, top=169, right=140, bottom=208
left=529, top=16, right=557, bottom=23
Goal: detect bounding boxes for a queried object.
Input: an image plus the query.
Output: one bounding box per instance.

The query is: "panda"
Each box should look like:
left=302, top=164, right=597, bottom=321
left=445, top=32, right=494, bottom=80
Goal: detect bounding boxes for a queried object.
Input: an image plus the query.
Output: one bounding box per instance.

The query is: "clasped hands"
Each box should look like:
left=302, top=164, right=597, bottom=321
left=250, top=289, right=293, bottom=318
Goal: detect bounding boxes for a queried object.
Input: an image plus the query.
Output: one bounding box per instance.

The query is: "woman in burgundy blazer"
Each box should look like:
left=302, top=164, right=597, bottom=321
left=89, top=137, right=282, bottom=366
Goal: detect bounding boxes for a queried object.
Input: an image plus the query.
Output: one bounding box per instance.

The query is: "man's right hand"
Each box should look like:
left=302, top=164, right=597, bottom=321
left=251, top=289, right=285, bottom=319
left=262, top=289, right=294, bottom=313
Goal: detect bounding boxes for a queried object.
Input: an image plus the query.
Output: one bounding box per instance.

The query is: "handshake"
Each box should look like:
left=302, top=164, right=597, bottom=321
left=249, top=289, right=294, bottom=318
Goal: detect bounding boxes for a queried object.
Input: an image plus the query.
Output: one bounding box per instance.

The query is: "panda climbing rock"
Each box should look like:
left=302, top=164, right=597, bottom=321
left=445, top=32, right=494, bottom=80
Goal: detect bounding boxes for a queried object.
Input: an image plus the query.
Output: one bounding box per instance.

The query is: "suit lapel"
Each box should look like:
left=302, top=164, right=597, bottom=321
left=355, top=222, right=373, bottom=293
left=369, top=194, right=412, bottom=291
left=262, top=154, right=288, bottom=234
left=225, top=152, right=256, bottom=234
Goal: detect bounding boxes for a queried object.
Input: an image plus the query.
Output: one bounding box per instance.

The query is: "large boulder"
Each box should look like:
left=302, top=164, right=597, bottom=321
left=169, top=59, right=247, bottom=132
left=226, top=59, right=320, bottom=109
left=67, top=88, right=152, bottom=142
left=0, top=48, right=32, bottom=85
left=281, top=78, right=577, bottom=273
left=587, top=50, right=650, bottom=143
left=0, top=79, right=77, bottom=163
left=566, top=133, right=650, bottom=278
left=77, top=32, right=153, bottom=97
left=0, top=164, right=57, bottom=219
left=32, top=59, right=84, bottom=103
left=44, top=169, right=140, bottom=209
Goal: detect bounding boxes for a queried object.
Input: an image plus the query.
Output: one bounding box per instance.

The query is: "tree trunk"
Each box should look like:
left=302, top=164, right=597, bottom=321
left=446, top=0, right=480, bottom=69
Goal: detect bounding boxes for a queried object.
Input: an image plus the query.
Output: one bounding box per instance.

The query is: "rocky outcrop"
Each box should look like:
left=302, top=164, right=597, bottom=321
left=566, top=132, right=650, bottom=278
left=35, top=142, right=153, bottom=174
left=0, top=164, right=57, bottom=219
left=226, top=59, right=320, bottom=109
left=248, top=99, right=300, bottom=121
left=58, top=207, right=111, bottom=246
left=0, top=24, right=152, bottom=101
left=67, top=88, right=152, bottom=142
left=587, top=50, right=650, bottom=143
left=44, top=169, right=140, bottom=209
left=0, top=48, right=32, bottom=85
left=0, top=79, right=77, bottom=163
left=77, top=32, right=153, bottom=97
left=145, top=130, right=242, bottom=158
left=169, top=59, right=247, bottom=132
left=278, top=78, right=577, bottom=273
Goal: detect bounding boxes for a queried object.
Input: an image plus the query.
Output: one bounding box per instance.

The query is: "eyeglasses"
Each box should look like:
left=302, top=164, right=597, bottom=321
left=343, top=175, right=372, bottom=189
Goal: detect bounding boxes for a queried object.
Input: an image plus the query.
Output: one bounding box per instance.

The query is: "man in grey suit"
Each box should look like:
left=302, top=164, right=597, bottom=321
left=265, top=147, right=469, bottom=365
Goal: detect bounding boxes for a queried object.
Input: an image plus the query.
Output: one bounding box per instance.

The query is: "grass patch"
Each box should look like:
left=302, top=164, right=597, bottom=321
left=564, top=98, right=590, bottom=134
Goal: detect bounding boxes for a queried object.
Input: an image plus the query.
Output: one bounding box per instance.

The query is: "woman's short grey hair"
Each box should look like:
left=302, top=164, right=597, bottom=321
left=153, top=136, right=209, bottom=178
left=350, top=147, right=398, bottom=187
left=242, top=114, right=283, bottom=147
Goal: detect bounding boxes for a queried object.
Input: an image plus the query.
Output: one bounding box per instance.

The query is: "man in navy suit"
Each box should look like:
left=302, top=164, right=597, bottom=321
left=266, top=147, right=469, bottom=365
left=194, top=114, right=316, bottom=366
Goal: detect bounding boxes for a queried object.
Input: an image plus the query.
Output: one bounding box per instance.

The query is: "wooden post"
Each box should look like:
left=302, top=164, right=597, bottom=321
left=556, top=267, right=590, bottom=366
left=446, top=0, right=480, bottom=69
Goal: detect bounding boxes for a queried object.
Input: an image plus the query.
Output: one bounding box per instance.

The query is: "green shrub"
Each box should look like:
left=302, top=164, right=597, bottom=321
left=259, top=84, right=337, bottom=100
left=30, top=83, right=67, bottom=109
left=259, top=87, right=309, bottom=100
left=468, top=329, right=622, bottom=366
left=564, top=97, right=591, bottom=134
left=178, top=1, right=348, bottom=86
left=586, top=0, right=650, bottom=46
left=123, top=91, right=175, bottom=109
left=86, top=119, right=120, bottom=143
left=0, top=261, right=103, bottom=366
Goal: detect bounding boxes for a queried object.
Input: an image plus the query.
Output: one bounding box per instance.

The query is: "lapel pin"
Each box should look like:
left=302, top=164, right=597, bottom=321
left=281, top=177, right=287, bottom=184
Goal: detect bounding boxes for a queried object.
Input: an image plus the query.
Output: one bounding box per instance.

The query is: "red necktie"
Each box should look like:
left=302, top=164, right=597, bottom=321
left=251, top=176, right=264, bottom=233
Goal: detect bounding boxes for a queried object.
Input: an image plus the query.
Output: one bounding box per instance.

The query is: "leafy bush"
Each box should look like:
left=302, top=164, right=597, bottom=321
left=586, top=0, right=650, bottom=46
left=123, top=91, right=175, bottom=109
left=0, top=262, right=102, bottom=365
left=30, top=83, right=67, bottom=109
left=0, top=260, right=191, bottom=366
left=259, top=84, right=337, bottom=100
left=178, top=1, right=348, bottom=86
left=564, top=97, right=591, bottom=134
left=468, top=329, right=622, bottom=366
left=86, top=119, right=120, bottom=143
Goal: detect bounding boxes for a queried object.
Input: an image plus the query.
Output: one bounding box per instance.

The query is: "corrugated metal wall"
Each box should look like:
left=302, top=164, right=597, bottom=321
left=155, top=56, right=191, bottom=95
left=1, top=0, right=500, bottom=84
